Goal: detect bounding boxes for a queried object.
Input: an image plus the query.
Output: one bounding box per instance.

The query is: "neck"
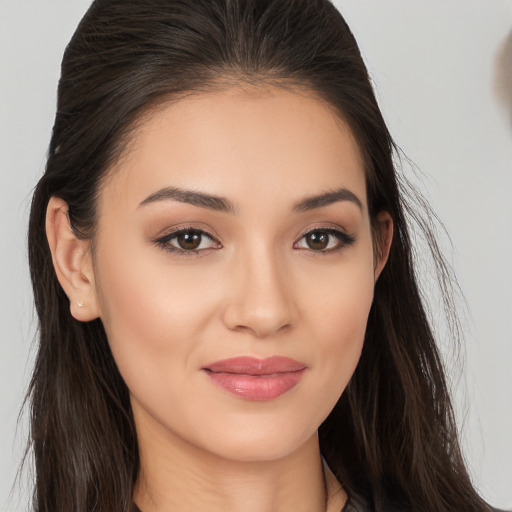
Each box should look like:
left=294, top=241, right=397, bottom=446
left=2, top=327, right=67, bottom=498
left=133, top=409, right=334, bottom=512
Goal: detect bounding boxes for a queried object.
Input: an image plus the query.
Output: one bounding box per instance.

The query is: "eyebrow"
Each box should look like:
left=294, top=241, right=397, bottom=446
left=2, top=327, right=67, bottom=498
left=139, top=186, right=236, bottom=214
left=139, top=185, right=362, bottom=214
left=292, top=188, right=363, bottom=212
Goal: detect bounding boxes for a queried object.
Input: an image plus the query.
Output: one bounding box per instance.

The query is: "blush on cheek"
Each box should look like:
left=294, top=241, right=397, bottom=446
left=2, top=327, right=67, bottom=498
left=95, top=257, right=164, bottom=365
left=318, top=286, right=372, bottom=372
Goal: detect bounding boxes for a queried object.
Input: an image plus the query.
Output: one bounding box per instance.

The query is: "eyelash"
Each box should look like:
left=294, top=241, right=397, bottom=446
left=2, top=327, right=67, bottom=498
left=154, top=226, right=356, bottom=256
left=293, top=227, right=356, bottom=254
left=154, top=226, right=221, bottom=255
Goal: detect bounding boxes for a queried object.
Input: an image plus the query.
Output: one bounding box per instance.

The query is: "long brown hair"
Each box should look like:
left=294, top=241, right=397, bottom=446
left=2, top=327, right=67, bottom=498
left=26, top=1, right=490, bottom=511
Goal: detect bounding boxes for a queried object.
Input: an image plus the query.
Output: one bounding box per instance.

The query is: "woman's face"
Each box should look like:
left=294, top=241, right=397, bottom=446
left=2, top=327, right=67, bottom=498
left=90, top=86, right=388, bottom=462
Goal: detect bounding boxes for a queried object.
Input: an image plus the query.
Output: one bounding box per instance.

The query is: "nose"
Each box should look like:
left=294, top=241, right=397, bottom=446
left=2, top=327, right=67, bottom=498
left=222, top=248, right=296, bottom=338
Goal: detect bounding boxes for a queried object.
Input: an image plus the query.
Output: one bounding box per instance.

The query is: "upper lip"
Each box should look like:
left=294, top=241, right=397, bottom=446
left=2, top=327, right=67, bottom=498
left=204, top=356, right=306, bottom=375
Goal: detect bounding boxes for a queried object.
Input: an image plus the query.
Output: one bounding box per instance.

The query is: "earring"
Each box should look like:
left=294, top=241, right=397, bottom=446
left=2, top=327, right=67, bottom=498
left=77, top=300, right=84, bottom=308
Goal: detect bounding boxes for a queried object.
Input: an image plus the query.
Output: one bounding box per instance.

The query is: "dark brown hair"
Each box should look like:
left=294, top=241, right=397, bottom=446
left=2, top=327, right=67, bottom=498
left=26, top=1, right=489, bottom=511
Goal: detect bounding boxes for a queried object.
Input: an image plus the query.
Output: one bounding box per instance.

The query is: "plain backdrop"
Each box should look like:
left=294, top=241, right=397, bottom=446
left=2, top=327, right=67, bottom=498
left=1, top=1, right=511, bottom=510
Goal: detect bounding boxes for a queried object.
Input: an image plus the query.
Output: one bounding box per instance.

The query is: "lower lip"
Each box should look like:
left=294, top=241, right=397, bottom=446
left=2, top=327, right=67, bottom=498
left=204, top=369, right=306, bottom=400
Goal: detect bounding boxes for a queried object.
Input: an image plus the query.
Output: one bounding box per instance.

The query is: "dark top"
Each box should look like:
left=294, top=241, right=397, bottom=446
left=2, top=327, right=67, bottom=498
left=133, top=493, right=400, bottom=512
left=133, top=496, right=510, bottom=512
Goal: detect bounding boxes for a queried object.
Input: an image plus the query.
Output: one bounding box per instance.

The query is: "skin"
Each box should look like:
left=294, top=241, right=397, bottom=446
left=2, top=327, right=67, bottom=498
left=46, top=85, right=392, bottom=512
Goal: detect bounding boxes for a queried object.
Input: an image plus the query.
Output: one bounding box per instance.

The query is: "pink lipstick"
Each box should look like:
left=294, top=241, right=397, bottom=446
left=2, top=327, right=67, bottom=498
left=203, top=356, right=306, bottom=401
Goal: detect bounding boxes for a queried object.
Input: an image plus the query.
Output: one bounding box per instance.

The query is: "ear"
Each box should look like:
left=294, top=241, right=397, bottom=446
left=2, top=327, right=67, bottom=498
left=45, top=197, right=100, bottom=322
left=374, top=211, right=393, bottom=281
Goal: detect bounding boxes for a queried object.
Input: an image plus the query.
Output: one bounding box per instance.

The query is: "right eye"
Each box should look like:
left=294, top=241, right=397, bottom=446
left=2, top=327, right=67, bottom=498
left=155, top=228, right=221, bottom=254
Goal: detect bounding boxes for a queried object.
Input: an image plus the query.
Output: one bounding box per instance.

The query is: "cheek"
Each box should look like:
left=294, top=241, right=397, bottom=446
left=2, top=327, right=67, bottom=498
left=92, top=235, right=220, bottom=392
left=297, top=248, right=375, bottom=412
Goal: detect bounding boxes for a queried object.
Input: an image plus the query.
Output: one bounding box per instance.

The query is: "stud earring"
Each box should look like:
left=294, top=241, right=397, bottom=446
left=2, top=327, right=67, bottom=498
left=77, top=301, right=84, bottom=308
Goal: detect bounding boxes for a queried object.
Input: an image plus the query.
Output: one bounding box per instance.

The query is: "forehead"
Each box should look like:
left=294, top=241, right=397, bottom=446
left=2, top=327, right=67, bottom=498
left=101, top=86, right=367, bottom=213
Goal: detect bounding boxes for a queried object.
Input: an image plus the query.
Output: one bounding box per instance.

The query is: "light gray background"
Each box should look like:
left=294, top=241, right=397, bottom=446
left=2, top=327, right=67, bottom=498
left=1, top=1, right=511, bottom=510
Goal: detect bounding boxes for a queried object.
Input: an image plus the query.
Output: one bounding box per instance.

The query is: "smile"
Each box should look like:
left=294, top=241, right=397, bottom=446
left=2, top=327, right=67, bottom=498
left=203, top=356, right=307, bottom=401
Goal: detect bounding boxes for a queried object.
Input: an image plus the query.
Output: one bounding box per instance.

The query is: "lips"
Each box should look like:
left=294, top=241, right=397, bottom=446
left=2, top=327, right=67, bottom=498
left=203, top=356, right=307, bottom=401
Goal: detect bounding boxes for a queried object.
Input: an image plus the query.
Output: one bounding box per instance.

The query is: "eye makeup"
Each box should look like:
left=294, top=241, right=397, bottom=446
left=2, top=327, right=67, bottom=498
left=293, top=226, right=356, bottom=253
left=154, top=226, right=222, bottom=256
left=153, top=222, right=356, bottom=257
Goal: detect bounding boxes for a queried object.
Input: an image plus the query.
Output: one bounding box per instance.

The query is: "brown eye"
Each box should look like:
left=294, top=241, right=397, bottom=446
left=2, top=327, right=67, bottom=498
left=155, top=228, right=220, bottom=253
left=176, top=231, right=203, bottom=250
left=294, top=228, right=356, bottom=252
left=305, top=231, right=330, bottom=250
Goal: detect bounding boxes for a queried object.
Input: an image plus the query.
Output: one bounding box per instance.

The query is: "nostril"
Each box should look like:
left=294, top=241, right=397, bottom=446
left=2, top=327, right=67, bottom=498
left=223, top=306, right=294, bottom=338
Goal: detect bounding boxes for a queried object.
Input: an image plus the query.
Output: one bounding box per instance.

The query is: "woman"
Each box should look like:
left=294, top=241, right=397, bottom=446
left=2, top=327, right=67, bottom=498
left=26, top=1, right=494, bottom=511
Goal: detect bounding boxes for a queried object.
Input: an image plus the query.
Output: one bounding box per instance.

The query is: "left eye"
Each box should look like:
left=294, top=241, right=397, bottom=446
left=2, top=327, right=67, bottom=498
left=156, top=229, right=220, bottom=253
left=294, top=229, right=355, bottom=252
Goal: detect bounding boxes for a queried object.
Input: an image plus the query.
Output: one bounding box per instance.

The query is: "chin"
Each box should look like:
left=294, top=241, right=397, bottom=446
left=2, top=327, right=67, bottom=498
left=187, top=415, right=318, bottom=464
